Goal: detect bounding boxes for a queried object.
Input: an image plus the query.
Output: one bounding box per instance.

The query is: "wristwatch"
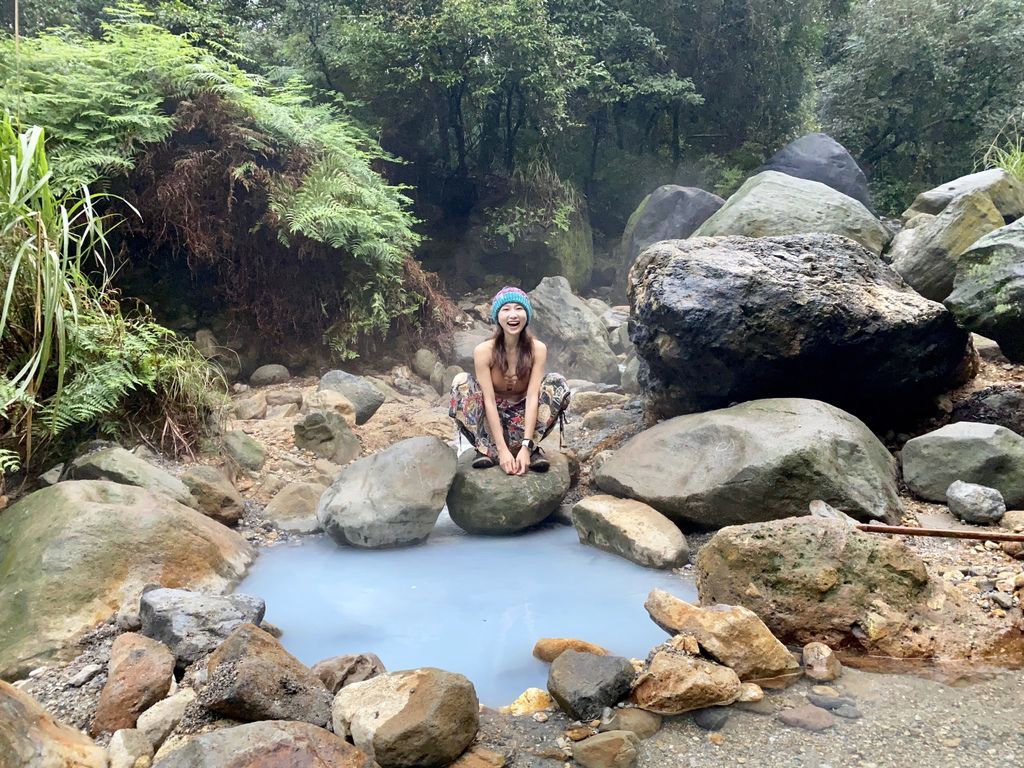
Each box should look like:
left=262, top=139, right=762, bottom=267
left=522, top=438, right=536, bottom=451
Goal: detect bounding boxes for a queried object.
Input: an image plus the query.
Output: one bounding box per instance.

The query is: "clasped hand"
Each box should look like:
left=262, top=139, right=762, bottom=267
left=498, top=446, right=531, bottom=475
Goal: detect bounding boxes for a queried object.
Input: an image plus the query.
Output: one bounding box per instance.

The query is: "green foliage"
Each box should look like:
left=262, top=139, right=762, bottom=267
left=1, top=115, right=223, bottom=473
left=487, top=159, right=584, bottom=246
left=821, top=0, right=1024, bottom=214
left=984, top=117, right=1024, bottom=182
left=1, top=17, right=427, bottom=357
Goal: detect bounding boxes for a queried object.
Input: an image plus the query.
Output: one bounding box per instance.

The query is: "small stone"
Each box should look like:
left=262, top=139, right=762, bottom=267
left=810, top=685, right=839, bottom=696
left=708, top=732, right=725, bottom=746
left=136, top=689, right=196, bottom=748
left=833, top=704, right=863, bottom=719
left=692, top=707, right=730, bottom=731
left=990, top=592, right=1015, bottom=609
left=946, top=480, right=1006, bottom=524
left=802, top=641, right=842, bottom=682
left=533, top=712, right=550, bottom=723
left=598, top=707, right=662, bottom=739
left=776, top=704, right=835, bottom=731
left=501, top=687, right=554, bottom=716
left=69, top=663, right=103, bottom=687
left=572, top=730, right=640, bottom=768
left=737, top=683, right=764, bottom=702
left=805, top=692, right=856, bottom=711
left=565, top=726, right=595, bottom=741
left=533, top=638, right=610, bottom=662
left=107, top=728, right=154, bottom=768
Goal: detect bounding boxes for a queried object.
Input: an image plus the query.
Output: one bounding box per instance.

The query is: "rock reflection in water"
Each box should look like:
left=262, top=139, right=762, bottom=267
left=238, top=511, right=696, bottom=706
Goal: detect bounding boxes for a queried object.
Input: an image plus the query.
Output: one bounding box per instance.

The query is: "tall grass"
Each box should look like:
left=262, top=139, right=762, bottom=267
left=983, top=117, right=1024, bottom=182
left=1, top=115, right=223, bottom=481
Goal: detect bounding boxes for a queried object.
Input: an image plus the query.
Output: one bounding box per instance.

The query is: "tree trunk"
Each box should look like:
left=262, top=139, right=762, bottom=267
left=672, top=104, right=681, bottom=168
left=451, top=88, right=468, bottom=177
left=435, top=92, right=451, bottom=173
left=586, top=108, right=606, bottom=198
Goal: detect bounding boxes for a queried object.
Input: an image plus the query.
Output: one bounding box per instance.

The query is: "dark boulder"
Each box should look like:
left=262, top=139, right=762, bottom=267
left=619, top=185, right=724, bottom=272
left=758, top=133, right=874, bottom=212
left=628, top=234, right=974, bottom=425
left=950, top=385, right=1024, bottom=437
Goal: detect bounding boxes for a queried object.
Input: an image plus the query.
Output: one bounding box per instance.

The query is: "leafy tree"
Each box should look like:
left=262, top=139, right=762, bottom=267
left=821, top=0, right=1024, bottom=213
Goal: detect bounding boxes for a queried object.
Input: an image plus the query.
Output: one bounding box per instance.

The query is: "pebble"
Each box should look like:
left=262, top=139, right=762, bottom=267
left=708, top=732, right=725, bottom=746
left=833, top=704, right=863, bottom=719
left=989, top=592, right=1014, bottom=609
left=692, top=707, right=730, bottom=731
left=776, top=704, right=835, bottom=732
left=805, top=692, right=856, bottom=711
left=68, top=664, right=103, bottom=688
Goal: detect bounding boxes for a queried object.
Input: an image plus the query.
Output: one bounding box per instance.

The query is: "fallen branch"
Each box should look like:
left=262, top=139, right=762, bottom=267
left=855, top=523, right=1024, bottom=543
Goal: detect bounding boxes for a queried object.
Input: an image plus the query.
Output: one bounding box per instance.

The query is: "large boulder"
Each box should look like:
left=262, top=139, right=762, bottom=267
left=692, top=171, right=891, bottom=255
left=594, top=398, right=902, bottom=527
left=139, top=588, right=266, bottom=666
left=888, top=190, right=1005, bottom=300
left=528, top=276, right=619, bottom=384
left=0, top=681, right=106, bottom=767
left=65, top=445, right=195, bottom=508
left=901, top=422, right=1024, bottom=506
left=332, top=668, right=479, bottom=768
left=447, top=449, right=571, bottom=534
left=643, top=590, right=799, bottom=682
left=945, top=218, right=1024, bottom=361
left=696, top=517, right=1024, bottom=663
left=758, top=133, right=874, bottom=211
left=571, top=495, right=689, bottom=568
left=200, top=623, right=332, bottom=725
left=547, top=650, right=635, bottom=721
left=263, top=481, right=325, bottom=533
left=0, top=481, right=252, bottom=679
left=629, top=234, right=973, bottom=423
left=317, top=436, right=456, bottom=548
left=950, top=384, right=1024, bottom=437
left=903, top=168, right=1024, bottom=222
left=619, top=185, right=724, bottom=271
left=151, top=721, right=375, bottom=768
left=180, top=465, right=244, bottom=525
left=318, top=370, right=386, bottom=425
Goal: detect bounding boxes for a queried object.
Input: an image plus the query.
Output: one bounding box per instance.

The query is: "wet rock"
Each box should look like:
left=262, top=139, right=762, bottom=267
left=66, top=445, right=195, bottom=508
left=0, top=681, right=106, bottom=767
left=758, top=133, right=873, bottom=211
left=311, top=653, right=386, bottom=693
left=693, top=171, right=890, bottom=255
left=598, top=707, right=662, bottom=739
left=91, top=633, right=174, bottom=735
left=833, top=703, right=863, bottom=719
left=137, top=688, right=196, bottom=748
left=802, top=642, right=842, bottom=682
left=180, top=465, right=244, bottom=526
left=318, top=370, right=385, bottom=425
left=447, top=449, right=571, bottom=535
left=630, top=643, right=741, bottom=714
left=108, top=729, right=154, bottom=768
left=777, top=704, right=834, bottom=731
left=150, top=721, right=375, bottom=768
left=595, top=398, right=902, bottom=527
left=805, top=692, right=855, bottom=711
left=301, top=389, right=357, bottom=424
left=200, top=623, right=332, bottom=725
left=533, top=638, right=610, bottom=663
left=572, top=495, right=689, bottom=569
left=946, top=480, right=1006, bottom=524
left=222, top=430, right=265, bottom=471
left=890, top=190, right=1003, bottom=300
left=644, top=590, right=799, bottom=681
left=317, top=436, right=456, bottom=548
left=629, top=234, right=970, bottom=423
left=140, top=588, right=265, bottom=667
left=950, top=384, right=1024, bottom=436
left=528, top=276, right=619, bottom=384
left=0, top=482, right=252, bottom=679
left=945, top=218, right=1024, bottom=361
left=572, top=730, right=640, bottom=768
left=249, top=364, right=290, bottom=387
left=294, top=411, right=361, bottom=464
left=332, top=667, right=479, bottom=768
left=547, top=650, right=635, bottom=720
left=619, top=185, right=724, bottom=272
left=904, top=168, right=1024, bottom=221
left=902, top=422, right=1024, bottom=506
left=263, top=481, right=326, bottom=533
left=695, top=516, right=1024, bottom=663
left=692, top=707, right=730, bottom=731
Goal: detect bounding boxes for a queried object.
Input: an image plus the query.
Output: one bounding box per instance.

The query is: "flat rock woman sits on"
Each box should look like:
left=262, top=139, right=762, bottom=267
left=450, top=287, right=571, bottom=475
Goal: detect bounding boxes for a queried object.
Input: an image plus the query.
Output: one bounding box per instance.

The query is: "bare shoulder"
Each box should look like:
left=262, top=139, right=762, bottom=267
left=532, top=338, right=548, bottom=355
left=473, top=340, right=493, bottom=360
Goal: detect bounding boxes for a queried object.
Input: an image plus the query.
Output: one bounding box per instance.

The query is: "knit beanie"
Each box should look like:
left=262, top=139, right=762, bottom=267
left=490, top=286, right=533, bottom=324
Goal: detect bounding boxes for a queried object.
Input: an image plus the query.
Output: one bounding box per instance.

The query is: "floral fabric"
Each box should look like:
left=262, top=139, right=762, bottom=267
left=449, top=372, right=571, bottom=457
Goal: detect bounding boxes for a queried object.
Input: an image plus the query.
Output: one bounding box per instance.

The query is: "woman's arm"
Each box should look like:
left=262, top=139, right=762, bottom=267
left=474, top=343, right=516, bottom=473
left=516, top=341, right=547, bottom=474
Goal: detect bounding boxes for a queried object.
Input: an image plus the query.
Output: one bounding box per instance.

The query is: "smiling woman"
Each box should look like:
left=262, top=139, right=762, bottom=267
left=449, top=287, right=571, bottom=475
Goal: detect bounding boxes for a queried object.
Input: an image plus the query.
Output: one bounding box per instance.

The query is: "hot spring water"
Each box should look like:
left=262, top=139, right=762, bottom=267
left=239, top=511, right=697, bottom=706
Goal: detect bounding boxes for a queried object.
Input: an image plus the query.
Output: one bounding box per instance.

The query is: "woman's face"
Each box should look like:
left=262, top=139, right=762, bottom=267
left=497, top=302, right=527, bottom=336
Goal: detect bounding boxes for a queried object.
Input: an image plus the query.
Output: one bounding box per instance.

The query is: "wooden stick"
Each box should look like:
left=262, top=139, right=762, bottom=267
left=855, top=523, right=1024, bottom=543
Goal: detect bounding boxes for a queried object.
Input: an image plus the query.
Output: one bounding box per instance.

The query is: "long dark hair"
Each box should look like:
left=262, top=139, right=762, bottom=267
left=491, top=325, right=534, bottom=382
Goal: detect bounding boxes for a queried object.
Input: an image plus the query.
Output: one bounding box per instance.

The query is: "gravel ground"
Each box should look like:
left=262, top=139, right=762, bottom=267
left=475, top=667, right=1024, bottom=768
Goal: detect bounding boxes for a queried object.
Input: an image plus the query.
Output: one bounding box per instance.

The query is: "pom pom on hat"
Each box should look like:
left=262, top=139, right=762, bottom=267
left=490, top=286, right=532, bottom=324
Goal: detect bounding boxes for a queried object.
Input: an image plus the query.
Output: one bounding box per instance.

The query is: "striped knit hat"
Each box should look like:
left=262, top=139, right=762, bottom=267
left=490, top=286, right=532, bottom=324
